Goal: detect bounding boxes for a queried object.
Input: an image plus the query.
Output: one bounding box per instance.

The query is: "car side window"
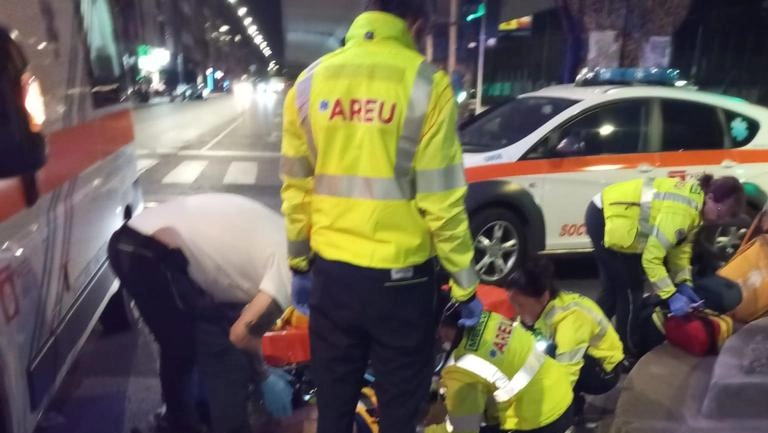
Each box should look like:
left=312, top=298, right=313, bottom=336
left=660, top=100, right=724, bottom=151
left=523, top=100, right=649, bottom=159
left=723, top=110, right=759, bottom=148
left=79, top=0, right=124, bottom=108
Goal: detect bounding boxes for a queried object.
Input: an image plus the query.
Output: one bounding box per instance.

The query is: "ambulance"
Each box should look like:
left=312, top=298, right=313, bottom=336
left=0, top=1, right=142, bottom=432
left=462, top=68, right=768, bottom=283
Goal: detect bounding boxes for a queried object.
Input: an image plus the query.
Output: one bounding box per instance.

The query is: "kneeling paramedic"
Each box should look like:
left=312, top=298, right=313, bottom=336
left=585, top=175, right=745, bottom=357
left=426, top=295, right=574, bottom=433
left=280, top=1, right=481, bottom=433
left=505, top=258, right=624, bottom=423
left=107, top=193, right=293, bottom=433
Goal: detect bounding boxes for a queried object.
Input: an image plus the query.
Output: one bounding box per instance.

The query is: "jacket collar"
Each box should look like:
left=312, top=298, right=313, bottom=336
left=345, top=11, right=417, bottom=51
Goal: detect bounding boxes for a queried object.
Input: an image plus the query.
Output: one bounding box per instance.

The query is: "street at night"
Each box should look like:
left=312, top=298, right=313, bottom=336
left=3, top=1, right=768, bottom=433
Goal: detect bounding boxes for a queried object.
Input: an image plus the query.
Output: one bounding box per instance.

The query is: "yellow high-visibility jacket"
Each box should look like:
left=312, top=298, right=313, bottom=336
left=426, top=312, right=573, bottom=433
left=280, top=11, right=477, bottom=300
left=601, top=177, right=704, bottom=299
left=532, top=291, right=624, bottom=387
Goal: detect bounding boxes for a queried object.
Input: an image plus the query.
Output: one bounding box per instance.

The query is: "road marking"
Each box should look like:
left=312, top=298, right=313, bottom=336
left=201, top=117, right=244, bottom=151
left=223, top=161, right=259, bottom=185
left=162, top=160, right=208, bottom=184
left=177, top=149, right=281, bottom=158
left=136, top=158, right=159, bottom=174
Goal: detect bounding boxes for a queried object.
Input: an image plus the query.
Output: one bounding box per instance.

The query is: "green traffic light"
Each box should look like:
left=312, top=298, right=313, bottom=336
left=466, top=3, right=486, bottom=22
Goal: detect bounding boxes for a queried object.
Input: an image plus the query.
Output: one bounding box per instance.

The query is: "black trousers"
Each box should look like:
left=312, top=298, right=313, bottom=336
left=309, top=256, right=438, bottom=433
left=574, top=355, right=620, bottom=396
left=108, top=225, right=253, bottom=433
left=585, top=202, right=645, bottom=357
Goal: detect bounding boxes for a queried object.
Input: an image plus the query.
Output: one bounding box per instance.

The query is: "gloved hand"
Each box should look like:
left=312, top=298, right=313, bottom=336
left=291, top=272, right=312, bottom=316
left=668, top=293, right=693, bottom=317
left=676, top=283, right=702, bottom=304
left=457, top=297, right=483, bottom=327
left=260, top=367, right=294, bottom=419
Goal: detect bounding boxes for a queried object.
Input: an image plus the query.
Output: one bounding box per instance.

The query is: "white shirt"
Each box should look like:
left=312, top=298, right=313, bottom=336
left=128, top=193, right=291, bottom=308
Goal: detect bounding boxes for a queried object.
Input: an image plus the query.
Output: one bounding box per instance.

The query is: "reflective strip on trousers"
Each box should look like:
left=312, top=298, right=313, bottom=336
left=448, top=349, right=546, bottom=403
left=294, top=59, right=322, bottom=162
left=555, top=346, right=588, bottom=364
left=445, top=413, right=483, bottom=433
left=280, top=155, right=314, bottom=178
left=415, top=163, right=466, bottom=194
left=452, top=266, right=479, bottom=291
left=288, top=239, right=311, bottom=258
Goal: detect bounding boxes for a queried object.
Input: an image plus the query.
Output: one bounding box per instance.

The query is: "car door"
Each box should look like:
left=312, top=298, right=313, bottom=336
left=654, top=98, right=751, bottom=182
left=524, top=99, right=658, bottom=251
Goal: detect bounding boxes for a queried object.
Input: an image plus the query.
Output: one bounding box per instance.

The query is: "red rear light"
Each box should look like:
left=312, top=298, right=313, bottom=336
left=21, top=72, right=45, bottom=133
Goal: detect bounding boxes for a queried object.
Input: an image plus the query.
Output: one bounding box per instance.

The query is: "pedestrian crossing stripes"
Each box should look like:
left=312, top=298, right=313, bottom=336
left=139, top=158, right=279, bottom=186
left=136, top=158, right=159, bottom=174
left=161, top=160, right=209, bottom=184
left=223, top=161, right=259, bottom=185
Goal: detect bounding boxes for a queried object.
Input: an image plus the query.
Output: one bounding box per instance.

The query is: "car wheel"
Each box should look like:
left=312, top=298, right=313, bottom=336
left=694, top=207, right=758, bottom=273
left=470, top=207, right=526, bottom=284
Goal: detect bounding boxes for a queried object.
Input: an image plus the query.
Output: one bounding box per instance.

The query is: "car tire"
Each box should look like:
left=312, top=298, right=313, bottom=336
left=99, top=288, right=140, bottom=334
left=470, top=207, right=526, bottom=285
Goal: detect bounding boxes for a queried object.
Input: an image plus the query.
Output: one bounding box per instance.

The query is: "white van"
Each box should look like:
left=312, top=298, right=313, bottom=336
left=0, top=1, right=142, bottom=432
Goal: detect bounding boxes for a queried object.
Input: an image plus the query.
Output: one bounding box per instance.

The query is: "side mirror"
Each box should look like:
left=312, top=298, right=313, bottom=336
left=0, top=27, right=47, bottom=190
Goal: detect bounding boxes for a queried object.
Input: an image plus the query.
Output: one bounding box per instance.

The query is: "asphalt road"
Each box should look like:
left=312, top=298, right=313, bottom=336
left=34, top=93, right=601, bottom=433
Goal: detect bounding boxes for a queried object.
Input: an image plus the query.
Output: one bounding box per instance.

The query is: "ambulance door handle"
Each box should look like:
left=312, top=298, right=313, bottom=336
left=721, top=159, right=738, bottom=168
left=637, top=163, right=653, bottom=173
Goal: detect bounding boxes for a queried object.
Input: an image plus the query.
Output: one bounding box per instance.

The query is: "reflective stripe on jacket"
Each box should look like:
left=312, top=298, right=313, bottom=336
left=429, top=312, right=573, bottom=433
left=280, top=11, right=477, bottom=300
left=601, top=177, right=704, bottom=299
left=533, top=291, right=624, bottom=387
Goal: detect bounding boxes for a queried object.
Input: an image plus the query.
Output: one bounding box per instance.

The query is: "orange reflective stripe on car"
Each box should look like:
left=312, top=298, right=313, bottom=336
left=0, top=109, right=134, bottom=223
left=465, top=148, right=768, bottom=183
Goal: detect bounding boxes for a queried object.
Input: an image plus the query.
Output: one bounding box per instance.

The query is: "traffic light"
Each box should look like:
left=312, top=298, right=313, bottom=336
left=466, top=3, right=486, bottom=22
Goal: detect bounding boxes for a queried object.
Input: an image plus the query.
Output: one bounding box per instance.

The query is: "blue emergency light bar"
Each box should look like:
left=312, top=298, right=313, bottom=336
left=575, top=67, right=683, bottom=87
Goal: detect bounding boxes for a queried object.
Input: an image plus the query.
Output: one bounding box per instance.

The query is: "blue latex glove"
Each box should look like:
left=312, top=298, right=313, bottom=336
left=291, top=272, right=312, bottom=316
left=457, top=297, right=483, bottom=327
left=676, top=283, right=702, bottom=304
left=260, top=367, right=293, bottom=419
left=668, top=293, right=693, bottom=317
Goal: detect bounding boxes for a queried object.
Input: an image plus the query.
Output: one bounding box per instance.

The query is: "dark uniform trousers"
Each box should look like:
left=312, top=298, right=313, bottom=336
left=585, top=202, right=645, bottom=357
left=107, top=225, right=255, bottom=433
left=309, top=256, right=438, bottom=433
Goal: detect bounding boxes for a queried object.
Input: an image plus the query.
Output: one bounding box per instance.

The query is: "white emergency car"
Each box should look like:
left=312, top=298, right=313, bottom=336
left=462, top=69, right=768, bottom=283
left=0, top=1, right=142, bottom=432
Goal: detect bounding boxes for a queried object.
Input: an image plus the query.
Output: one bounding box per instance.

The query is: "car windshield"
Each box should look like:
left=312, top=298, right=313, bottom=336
left=460, top=97, right=579, bottom=152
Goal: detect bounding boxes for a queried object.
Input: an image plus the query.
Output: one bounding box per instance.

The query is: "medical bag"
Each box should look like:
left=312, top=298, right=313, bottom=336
left=718, top=231, right=768, bottom=322
left=664, top=310, right=734, bottom=356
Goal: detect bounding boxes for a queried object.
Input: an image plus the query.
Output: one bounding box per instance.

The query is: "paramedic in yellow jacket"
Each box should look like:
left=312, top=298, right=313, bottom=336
left=505, top=258, right=624, bottom=424
left=426, top=297, right=574, bottom=433
left=585, top=175, right=744, bottom=357
left=280, top=1, right=480, bottom=433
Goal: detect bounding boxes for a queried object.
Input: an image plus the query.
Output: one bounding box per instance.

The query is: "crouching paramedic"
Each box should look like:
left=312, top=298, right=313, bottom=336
left=505, top=258, right=624, bottom=423
left=427, top=295, right=574, bottom=433
left=585, top=175, right=744, bottom=357
left=107, top=193, right=292, bottom=433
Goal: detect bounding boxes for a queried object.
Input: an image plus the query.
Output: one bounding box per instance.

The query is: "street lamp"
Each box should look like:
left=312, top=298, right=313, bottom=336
left=248, top=25, right=258, bottom=35
left=219, top=25, right=230, bottom=32
left=243, top=17, right=253, bottom=26
left=237, top=6, right=247, bottom=16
